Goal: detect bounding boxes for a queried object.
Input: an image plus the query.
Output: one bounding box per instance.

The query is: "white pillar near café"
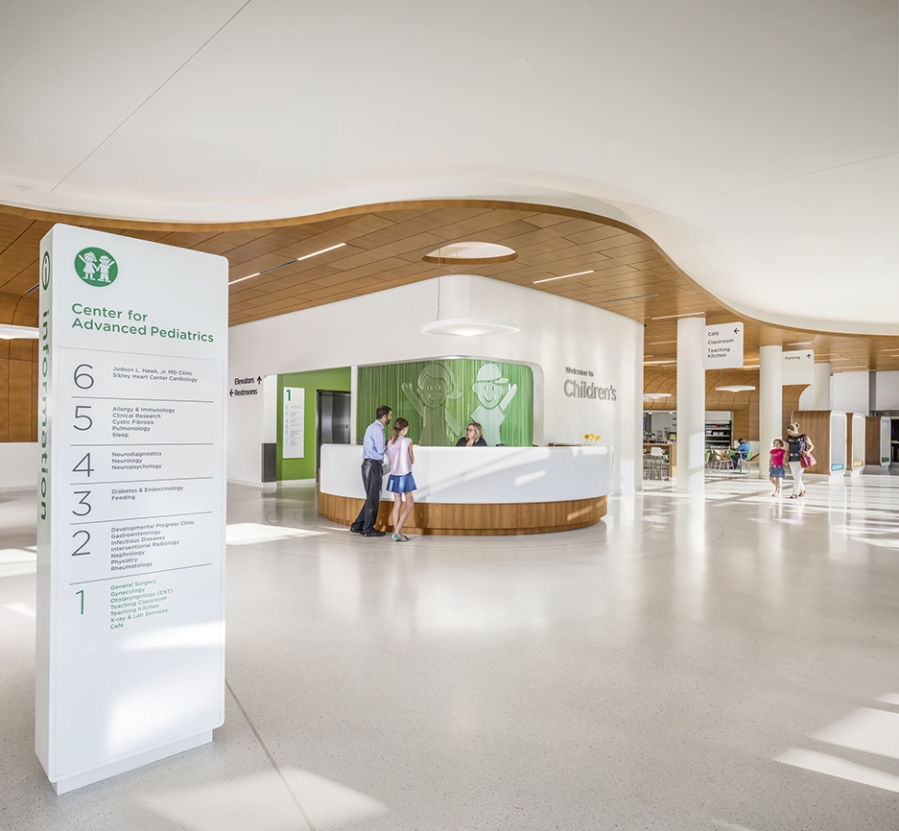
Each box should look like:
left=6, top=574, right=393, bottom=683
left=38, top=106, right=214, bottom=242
left=759, top=344, right=783, bottom=479
left=676, top=316, right=706, bottom=496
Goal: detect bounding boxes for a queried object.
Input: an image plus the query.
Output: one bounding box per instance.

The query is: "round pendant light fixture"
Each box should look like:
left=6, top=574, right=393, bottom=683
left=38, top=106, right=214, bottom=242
left=714, top=385, right=756, bottom=393
left=0, top=324, right=39, bottom=340
left=643, top=392, right=670, bottom=400
left=421, top=273, right=519, bottom=337
left=421, top=318, right=520, bottom=337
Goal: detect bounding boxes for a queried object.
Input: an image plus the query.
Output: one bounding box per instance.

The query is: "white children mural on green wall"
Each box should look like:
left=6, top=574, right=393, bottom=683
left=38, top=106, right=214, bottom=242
left=402, top=361, right=463, bottom=446
left=359, top=359, right=532, bottom=447
left=471, top=364, right=518, bottom=446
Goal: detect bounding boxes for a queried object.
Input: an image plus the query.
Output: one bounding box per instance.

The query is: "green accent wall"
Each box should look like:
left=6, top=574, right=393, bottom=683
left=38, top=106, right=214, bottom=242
left=357, top=359, right=533, bottom=447
left=277, top=367, right=351, bottom=480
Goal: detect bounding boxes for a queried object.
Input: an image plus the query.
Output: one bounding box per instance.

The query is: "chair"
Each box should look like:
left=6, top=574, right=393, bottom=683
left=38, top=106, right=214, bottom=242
left=643, top=452, right=668, bottom=480
left=741, top=453, right=759, bottom=476
left=712, top=449, right=736, bottom=472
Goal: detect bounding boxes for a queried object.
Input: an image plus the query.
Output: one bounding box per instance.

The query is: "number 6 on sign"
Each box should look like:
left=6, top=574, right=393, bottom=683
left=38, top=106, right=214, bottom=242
left=73, top=364, right=94, bottom=389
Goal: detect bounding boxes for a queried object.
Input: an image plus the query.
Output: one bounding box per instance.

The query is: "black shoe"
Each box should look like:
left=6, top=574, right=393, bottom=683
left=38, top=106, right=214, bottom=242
left=350, top=525, right=362, bottom=534
left=362, top=530, right=386, bottom=537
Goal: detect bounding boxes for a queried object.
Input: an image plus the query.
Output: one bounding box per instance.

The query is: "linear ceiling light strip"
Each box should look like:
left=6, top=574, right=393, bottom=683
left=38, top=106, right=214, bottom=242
left=228, top=242, right=347, bottom=286
left=532, top=270, right=595, bottom=284
left=650, top=312, right=706, bottom=320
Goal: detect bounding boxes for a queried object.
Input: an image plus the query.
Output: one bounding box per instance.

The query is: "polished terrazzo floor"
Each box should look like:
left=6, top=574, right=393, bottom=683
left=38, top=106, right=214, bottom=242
left=2, top=471, right=899, bottom=830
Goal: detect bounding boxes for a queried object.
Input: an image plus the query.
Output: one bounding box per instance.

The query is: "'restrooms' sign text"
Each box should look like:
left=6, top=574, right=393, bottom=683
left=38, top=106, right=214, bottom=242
left=36, top=225, right=228, bottom=794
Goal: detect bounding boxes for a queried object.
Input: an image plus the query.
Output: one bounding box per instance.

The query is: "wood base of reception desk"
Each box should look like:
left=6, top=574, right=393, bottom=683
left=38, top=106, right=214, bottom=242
left=318, top=487, right=607, bottom=536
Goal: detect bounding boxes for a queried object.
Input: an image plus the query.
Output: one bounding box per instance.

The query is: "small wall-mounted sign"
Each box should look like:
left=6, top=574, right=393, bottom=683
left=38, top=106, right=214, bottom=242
left=229, top=375, right=262, bottom=397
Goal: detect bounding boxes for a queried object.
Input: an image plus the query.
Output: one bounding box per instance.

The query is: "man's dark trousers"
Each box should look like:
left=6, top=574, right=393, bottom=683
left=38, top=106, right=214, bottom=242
left=351, top=459, right=383, bottom=534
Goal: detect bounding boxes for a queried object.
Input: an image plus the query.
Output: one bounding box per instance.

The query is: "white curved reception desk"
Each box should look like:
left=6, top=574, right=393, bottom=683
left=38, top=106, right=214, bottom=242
left=318, top=444, right=612, bottom=535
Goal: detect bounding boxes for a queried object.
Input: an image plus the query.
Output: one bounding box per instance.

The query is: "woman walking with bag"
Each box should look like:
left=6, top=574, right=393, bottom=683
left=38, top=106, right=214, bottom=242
left=786, top=423, right=815, bottom=499
left=386, top=417, right=417, bottom=541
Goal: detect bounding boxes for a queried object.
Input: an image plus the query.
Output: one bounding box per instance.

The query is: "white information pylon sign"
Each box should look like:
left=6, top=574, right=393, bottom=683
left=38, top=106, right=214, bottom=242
left=36, top=225, right=228, bottom=794
left=703, top=322, right=744, bottom=369
left=282, top=387, right=305, bottom=459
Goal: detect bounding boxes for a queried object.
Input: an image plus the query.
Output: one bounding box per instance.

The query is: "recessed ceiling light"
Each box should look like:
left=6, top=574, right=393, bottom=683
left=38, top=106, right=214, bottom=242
left=643, top=393, right=670, bottom=399
left=423, top=242, right=517, bottom=264
left=533, top=270, right=595, bottom=284
left=715, top=385, right=756, bottom=393
left=229, top=242, right=346, bottom=285
left=644, top=360, right=677, bottom=365
left=648, top=340, right=677, bottom=345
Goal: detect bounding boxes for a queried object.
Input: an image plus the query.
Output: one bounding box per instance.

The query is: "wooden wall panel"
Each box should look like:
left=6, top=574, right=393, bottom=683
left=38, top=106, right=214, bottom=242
left=790, top=410, right=832, bottom=474
left=0, top=358, right=9, bottom=441
left=865, top=417, right=887, bottom=465
left=0, top=291, right=39, bottom=443
left=8, top=359, right=34, bottom=441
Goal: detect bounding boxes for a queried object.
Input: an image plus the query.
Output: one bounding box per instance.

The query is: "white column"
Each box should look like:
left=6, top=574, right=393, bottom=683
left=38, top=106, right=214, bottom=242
left=759, top=345, right=783, bottom=479
left=798, top=361, right=831, bottom=410
left=676, top=317, right=705, bottom=495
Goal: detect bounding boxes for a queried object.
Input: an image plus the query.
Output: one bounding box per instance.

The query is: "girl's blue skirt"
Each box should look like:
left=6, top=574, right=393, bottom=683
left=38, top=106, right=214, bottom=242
left=387, top=473, right=417, bottom=493
left=769, top=465, right=785, bottom=479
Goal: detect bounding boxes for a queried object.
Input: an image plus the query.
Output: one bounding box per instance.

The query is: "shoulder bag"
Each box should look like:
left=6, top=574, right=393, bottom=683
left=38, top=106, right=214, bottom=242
left=799, top=436, right=816, bottom=468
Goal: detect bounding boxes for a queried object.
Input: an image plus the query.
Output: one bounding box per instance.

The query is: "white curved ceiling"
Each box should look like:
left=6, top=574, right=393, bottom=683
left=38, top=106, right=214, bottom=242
left=1, top=0, right=897, bottom=334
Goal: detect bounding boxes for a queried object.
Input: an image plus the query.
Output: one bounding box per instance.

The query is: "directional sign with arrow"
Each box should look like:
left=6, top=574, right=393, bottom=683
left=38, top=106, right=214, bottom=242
left=703, top=322, right=744, bottom=369
left=782, top=350, right=815, bottom=385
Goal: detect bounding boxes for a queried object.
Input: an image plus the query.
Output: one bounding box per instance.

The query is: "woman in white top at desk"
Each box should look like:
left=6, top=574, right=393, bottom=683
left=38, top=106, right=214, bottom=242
left=386, top=417, right=416, bottom=541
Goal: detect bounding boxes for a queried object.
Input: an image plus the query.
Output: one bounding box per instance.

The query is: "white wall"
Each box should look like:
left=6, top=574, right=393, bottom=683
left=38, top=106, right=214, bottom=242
left=228, top=276, right=643, bottom=493
left=0, top=443, right=38, bottom=490
left=831, top=371, right=869, bottom=415
left=874, top=371, right=899, bottom=411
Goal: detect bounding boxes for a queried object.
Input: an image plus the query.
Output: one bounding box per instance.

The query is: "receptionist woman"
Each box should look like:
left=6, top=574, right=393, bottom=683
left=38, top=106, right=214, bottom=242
left=456, top=422, right=488, bottom=447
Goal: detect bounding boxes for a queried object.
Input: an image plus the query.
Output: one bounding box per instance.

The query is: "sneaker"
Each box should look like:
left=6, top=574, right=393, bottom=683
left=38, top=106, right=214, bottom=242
left=392, top=533, right=403, bottom=541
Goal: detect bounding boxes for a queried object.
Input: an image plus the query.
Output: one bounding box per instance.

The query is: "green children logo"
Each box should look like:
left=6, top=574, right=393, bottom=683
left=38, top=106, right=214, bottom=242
left=74, top=247, right=118, bottom=287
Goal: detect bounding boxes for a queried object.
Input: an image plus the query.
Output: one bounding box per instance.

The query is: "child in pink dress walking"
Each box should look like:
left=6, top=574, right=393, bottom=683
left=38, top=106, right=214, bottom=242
left=769, top=438, right=786, bottom=496
left=386, top=418, right=417, bottom=541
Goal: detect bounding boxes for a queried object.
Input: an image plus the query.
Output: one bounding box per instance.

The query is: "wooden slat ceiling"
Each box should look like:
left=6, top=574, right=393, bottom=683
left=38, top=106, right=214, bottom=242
left=2, top=201, right=898, bottom=373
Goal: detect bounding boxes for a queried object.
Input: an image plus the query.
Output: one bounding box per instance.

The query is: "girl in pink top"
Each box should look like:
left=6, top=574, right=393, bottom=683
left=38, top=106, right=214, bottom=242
left=386, top=417, right=416, bottom=541
left=769, top=438, right=786, bottom=496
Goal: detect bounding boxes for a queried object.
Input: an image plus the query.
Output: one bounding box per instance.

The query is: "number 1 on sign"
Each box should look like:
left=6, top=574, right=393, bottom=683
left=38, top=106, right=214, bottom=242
left=75, top=590, right=84, bottom=615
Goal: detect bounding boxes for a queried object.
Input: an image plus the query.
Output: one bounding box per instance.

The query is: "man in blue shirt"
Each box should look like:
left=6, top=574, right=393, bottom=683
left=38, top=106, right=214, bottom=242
left=350, top=405, right=392, bottom=537
left=732, top=437, right=750, bottom=470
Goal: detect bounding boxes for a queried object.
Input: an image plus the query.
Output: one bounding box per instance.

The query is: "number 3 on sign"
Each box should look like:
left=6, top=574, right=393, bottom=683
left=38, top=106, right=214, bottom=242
left=72, top=491, right=91, bottom=517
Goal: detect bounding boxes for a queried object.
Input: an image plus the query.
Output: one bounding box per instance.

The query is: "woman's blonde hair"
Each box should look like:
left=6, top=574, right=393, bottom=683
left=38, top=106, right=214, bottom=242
left=787, top=423, right=800, bottom=433
left=467, top=422, right=483, bottom=443
left=391, top=417, right=409, bottom=443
